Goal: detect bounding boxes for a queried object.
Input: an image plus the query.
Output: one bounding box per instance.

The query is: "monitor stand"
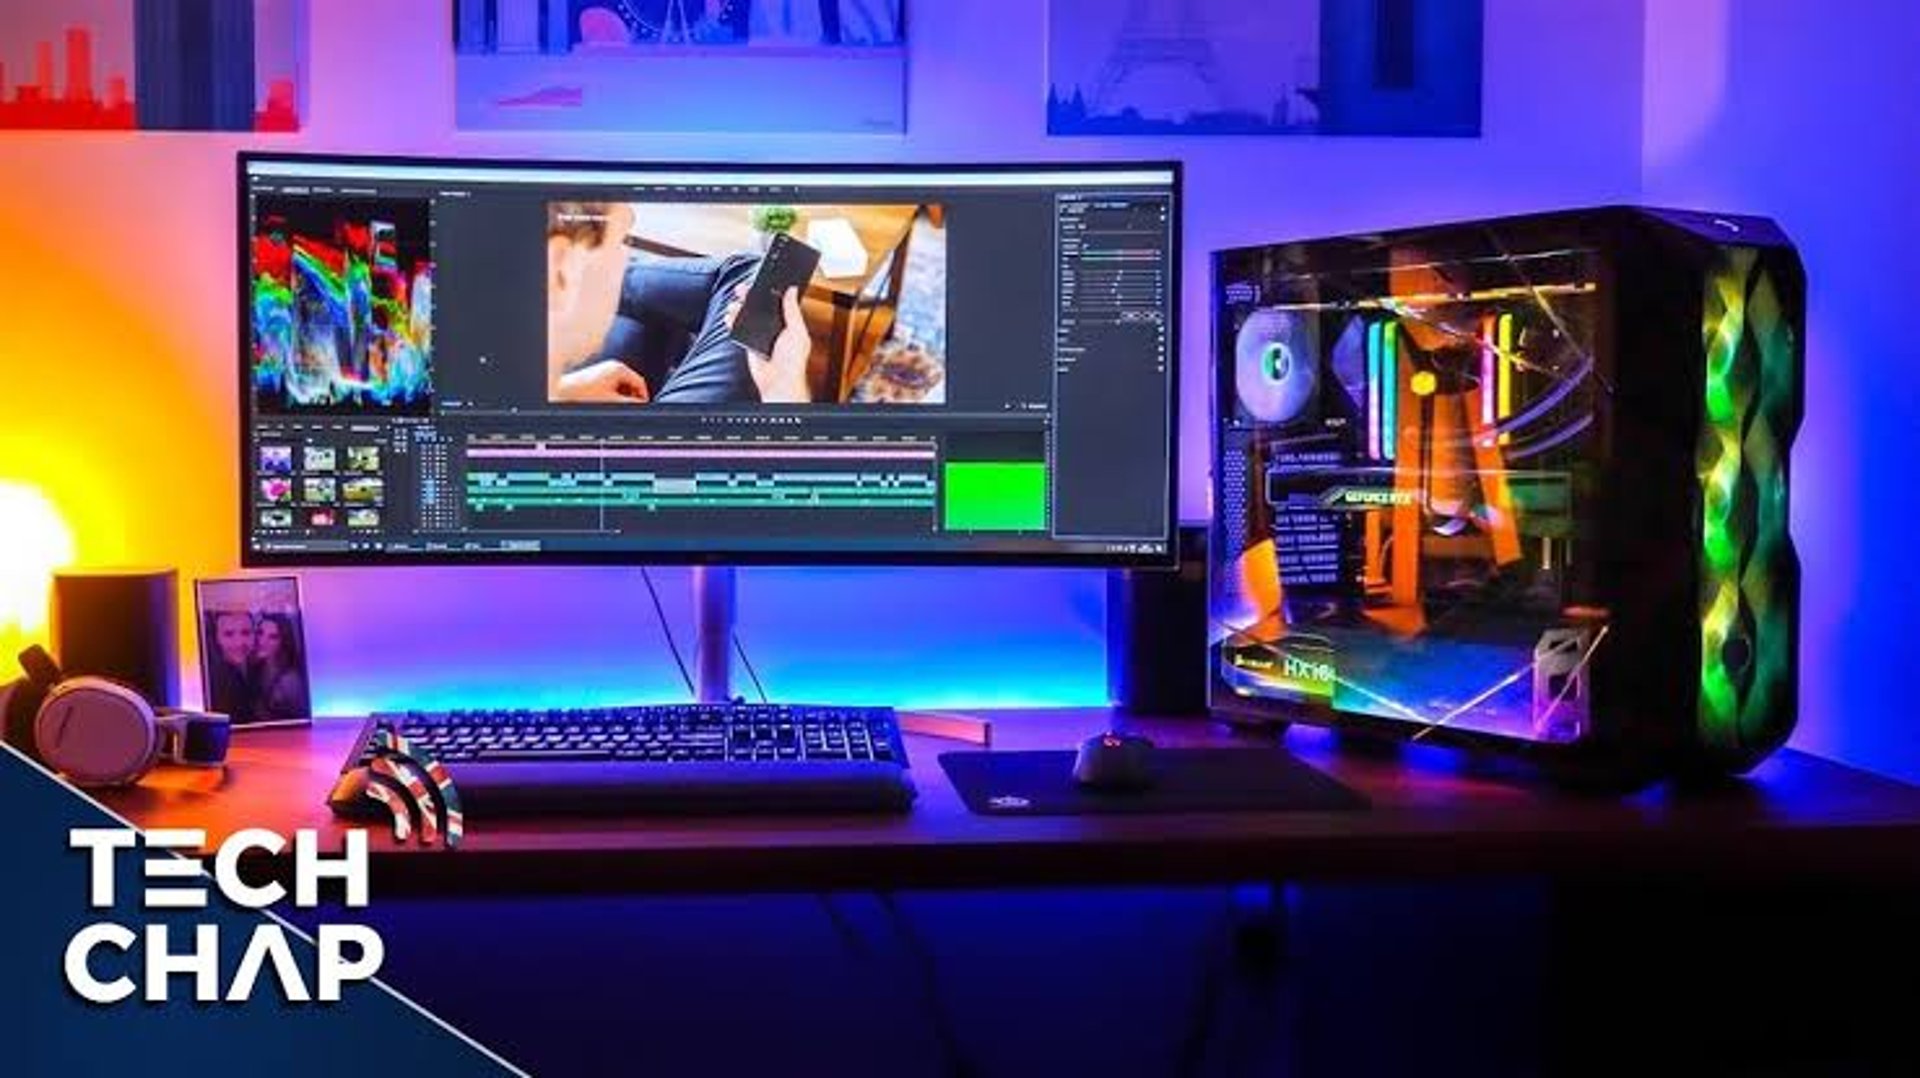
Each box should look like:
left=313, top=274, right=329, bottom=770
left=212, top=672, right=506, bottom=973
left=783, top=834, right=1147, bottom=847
left=691, top=565, right=736, bottom=703
left=685, top=566, right=993, bottom=744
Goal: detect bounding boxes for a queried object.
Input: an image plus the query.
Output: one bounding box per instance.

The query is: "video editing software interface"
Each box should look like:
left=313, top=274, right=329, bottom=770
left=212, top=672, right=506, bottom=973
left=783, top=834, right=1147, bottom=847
left=241, top=157, right=1177, bottom=562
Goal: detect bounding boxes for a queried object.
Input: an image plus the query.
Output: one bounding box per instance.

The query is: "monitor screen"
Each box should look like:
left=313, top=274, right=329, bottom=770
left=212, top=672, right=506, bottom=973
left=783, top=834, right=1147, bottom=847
left=238, top=154, right=1180, bottom=566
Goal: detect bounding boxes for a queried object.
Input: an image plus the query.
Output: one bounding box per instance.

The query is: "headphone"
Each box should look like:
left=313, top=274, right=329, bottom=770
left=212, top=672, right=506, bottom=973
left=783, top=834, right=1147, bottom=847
left=1, top=645, right=230, bottom=787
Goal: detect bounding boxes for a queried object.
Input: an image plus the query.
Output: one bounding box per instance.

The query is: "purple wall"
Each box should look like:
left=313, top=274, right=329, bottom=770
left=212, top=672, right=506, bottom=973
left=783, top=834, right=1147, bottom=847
left=2, top=1, right=1659, bottom=716
left=291, top=0, right=1647, bottom=714
left=1643, top=0, right=1920, bottom=780
left=287, top=0, right=1648, bottom=522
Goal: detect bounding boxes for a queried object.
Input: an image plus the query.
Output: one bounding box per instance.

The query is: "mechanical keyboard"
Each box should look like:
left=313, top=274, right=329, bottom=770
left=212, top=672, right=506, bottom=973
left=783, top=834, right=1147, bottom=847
left=330, top=704, right=916, bottom=815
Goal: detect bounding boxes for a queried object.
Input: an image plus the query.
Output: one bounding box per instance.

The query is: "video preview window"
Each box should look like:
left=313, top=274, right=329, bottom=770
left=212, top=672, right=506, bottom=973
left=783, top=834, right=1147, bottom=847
left=545, top=201, right=948, bottom=407
left=250, top=196, right=436, bottom=415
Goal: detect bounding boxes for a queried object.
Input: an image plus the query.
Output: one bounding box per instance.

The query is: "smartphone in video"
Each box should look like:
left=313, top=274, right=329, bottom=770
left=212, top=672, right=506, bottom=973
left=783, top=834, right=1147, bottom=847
left=731, top=232, right=821, bottom=356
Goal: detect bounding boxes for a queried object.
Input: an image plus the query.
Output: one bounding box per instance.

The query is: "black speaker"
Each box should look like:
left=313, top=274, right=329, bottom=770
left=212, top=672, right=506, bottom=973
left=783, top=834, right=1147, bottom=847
left=51, top=568, right=180, bottom=709
left=1107, top=525, right=1209, bottom=715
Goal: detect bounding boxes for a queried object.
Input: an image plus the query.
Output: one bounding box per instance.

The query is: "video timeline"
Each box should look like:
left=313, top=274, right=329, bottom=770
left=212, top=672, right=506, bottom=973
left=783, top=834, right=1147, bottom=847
left=463, top=437, right=937, bottom=532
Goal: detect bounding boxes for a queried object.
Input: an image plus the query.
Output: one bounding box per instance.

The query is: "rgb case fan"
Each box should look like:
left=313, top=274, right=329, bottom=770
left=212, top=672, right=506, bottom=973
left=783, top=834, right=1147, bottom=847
left=1209, top=207, right=1804, bottom=784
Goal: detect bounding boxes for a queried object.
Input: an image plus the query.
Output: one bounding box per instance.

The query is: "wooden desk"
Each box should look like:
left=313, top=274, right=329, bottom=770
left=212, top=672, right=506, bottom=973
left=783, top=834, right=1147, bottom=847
left=98, top=709, right=1920, bottom=896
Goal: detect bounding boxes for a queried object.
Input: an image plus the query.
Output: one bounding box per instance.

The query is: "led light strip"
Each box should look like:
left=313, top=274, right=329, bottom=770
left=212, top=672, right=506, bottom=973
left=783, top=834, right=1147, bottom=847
left=1367, top=322, right=1383, bottom=459
left=1382, top=323, right=1398, bottom=462
left=1480, top=314, right=1497, bottom=428
left=1496, top=313, right=1515, bottom=445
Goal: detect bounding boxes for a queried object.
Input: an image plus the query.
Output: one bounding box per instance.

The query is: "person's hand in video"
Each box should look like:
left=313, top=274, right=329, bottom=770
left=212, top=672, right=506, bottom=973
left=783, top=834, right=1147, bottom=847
left=554, top=358, right=651, bottom=403
left=728, top=284, right=813, bottom=403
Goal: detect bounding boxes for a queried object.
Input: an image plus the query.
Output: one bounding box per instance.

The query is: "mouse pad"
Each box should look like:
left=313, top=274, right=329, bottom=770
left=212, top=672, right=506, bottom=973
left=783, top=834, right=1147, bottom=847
left=938, top=749, right=1369, bottom=816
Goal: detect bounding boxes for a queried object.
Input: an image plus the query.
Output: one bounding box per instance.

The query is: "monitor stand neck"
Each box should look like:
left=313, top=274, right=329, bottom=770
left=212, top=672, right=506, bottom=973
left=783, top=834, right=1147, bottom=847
left=690, top=565, right=736, bottom=703
left=682, top=567, right=995, bottom=744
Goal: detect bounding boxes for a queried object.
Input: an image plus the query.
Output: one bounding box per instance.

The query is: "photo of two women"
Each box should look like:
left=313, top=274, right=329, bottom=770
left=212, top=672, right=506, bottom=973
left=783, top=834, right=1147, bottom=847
left=198, top=578, right=312, bottom=725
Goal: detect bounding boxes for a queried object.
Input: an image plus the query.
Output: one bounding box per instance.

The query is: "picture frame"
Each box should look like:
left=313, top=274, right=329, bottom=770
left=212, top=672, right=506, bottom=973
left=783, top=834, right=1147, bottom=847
left=0, top=0, right=309, bottom=133
left=451, top=0, right=908, bottom=133
left=194, top=575, right=313, bottom=728
left=1045, top=0, right=1483, bottom=138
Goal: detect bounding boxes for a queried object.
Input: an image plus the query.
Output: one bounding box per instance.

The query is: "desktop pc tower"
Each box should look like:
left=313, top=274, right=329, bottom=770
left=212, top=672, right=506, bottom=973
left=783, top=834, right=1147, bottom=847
left=1209, top=207, right=1804, bottom=784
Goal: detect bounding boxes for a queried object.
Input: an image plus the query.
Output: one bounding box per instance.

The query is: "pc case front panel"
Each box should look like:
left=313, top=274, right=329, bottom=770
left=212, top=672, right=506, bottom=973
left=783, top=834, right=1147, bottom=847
left=1693, top=242, right=1803, bottom=772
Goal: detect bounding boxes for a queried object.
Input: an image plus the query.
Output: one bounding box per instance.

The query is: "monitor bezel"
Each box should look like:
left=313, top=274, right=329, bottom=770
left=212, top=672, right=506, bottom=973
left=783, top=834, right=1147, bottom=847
left=235, top=151, right=1182, bottom=570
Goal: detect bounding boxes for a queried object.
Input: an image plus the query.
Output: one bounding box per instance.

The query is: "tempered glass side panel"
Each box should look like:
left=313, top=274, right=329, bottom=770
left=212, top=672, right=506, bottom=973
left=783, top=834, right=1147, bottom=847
left=1212, top=234, right=1608, bottom=745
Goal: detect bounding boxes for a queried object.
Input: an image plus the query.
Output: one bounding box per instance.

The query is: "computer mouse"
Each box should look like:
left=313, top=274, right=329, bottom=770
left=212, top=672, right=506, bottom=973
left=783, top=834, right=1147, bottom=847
left=325, top=766, right=388, bottom=820
left=1072, top=732, right=1156, bottom=792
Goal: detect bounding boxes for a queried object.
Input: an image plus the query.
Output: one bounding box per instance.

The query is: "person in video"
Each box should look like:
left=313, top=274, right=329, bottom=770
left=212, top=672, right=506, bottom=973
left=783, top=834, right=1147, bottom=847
left=253, top=613, right=310, bottom=722
left=206, top=612, right=258, bottom=722
left=546, top=202, right=814, bottom=405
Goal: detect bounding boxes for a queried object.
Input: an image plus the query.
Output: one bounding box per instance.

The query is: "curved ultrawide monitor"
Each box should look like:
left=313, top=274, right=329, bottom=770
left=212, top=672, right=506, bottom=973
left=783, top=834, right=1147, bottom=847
left=238, top=153, right=1180, bottom=567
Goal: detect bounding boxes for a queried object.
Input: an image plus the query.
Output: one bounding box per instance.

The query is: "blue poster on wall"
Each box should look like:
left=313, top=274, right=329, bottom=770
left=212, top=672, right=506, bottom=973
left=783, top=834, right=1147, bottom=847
left=1047, top=0, right=1482, bottom=137
left=453, top=0, right=907, bottom=133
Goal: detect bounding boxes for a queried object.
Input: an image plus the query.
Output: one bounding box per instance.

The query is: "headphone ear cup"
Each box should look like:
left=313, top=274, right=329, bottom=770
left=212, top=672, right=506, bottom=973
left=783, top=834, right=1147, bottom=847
left=33, top=678, right=161, bottom=787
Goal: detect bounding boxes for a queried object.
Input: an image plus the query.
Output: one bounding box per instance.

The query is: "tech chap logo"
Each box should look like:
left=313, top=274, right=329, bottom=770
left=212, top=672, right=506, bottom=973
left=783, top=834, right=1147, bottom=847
left=57, top=729, right=468, bottom=1004
left=64, top=827, right=385, bottom=1004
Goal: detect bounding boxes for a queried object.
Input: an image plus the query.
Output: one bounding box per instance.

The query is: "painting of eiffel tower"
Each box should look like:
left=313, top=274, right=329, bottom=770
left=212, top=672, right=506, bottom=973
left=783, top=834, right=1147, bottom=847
left=1086, top=0, right=1226, bottom=117
left=1047, top=0, right=1483, bottom=137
